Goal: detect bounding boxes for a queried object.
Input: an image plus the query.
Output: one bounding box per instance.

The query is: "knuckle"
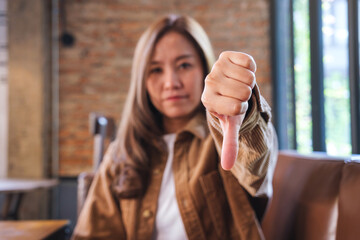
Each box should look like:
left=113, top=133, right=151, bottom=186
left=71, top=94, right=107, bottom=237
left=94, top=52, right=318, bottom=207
left=218, top=52, right=225, bottom=60
left=249, top=55, right=257, bottom=72
left=239, top=87, right=252, bottom=101
left=250, top=74, right=256, bottom=88
left=230, top=102, right=243, bottom=116
left=242, top=53, right=256, bottom=72
left=212, top=61, right=221, bottom=71
left=204, top=75, right=218, bottom=88
left=201, top=93, right=215, bottom=113
left=201, top=91, right=211, bottom=106
left=200, top=93, right=206, bottom=105
left=219, top=51, right=230, bottom=60
left=230, top=101, right=248, bottom=116
left=244, top=57, right=252, bottom=69
left=238, top=94, right=247, bottom=102
left=246, top=86, right=253, bottom=100
left=245, top=70, right=255, bottom=84
left=209, top=61, right=221, bottom=75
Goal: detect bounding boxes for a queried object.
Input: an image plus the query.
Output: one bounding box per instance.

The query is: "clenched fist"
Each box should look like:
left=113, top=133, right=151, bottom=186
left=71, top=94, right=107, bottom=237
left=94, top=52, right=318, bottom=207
left=201, top=51, right=256, bottom=170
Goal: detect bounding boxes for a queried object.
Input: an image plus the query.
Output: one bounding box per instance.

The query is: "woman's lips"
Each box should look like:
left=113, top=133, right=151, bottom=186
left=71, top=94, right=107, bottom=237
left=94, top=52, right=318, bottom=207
left=165, top=95, right=188, bottom=101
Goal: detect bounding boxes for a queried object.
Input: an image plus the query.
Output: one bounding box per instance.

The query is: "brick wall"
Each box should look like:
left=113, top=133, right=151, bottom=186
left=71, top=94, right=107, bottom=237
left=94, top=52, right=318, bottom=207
left=59, top=0, right=272, bottom=176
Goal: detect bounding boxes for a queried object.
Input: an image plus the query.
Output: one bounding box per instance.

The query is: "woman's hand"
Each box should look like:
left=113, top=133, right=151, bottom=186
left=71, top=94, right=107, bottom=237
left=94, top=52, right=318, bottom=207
left=201, top=51, right=256, bottom=170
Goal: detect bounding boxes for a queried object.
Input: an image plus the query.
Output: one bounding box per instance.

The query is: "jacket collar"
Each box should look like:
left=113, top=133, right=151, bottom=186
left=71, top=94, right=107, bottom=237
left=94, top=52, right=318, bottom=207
left=177, top=111, right=209, bottom=140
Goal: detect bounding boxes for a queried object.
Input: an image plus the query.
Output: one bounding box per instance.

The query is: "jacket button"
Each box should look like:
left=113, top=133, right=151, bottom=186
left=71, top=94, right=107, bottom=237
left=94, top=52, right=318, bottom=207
left=153, top=169, right=160, bottom=175
left=142, top=209, right=152, bottom=219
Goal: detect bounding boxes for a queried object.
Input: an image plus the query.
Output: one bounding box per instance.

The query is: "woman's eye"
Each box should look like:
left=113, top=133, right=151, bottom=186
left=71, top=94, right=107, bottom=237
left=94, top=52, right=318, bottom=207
left=179, top=62, right=192, bottom=69
left=149, top=67, right=162, bottom=74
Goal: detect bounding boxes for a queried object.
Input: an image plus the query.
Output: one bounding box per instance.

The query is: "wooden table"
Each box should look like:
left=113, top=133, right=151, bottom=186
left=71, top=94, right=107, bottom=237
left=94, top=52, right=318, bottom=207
left=0, top=220, right=70, bottom=240
left=0, top=178, right=58, bottom=220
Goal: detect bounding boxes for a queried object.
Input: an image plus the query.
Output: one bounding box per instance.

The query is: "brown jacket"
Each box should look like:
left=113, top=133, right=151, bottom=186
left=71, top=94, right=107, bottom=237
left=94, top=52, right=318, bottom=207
left=72, top=86, right=278, bottom=240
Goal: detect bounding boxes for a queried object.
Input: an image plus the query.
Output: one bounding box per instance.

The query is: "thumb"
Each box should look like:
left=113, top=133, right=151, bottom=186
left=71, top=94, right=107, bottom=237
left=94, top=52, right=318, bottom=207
left=218, top=114, right=245, bottom=170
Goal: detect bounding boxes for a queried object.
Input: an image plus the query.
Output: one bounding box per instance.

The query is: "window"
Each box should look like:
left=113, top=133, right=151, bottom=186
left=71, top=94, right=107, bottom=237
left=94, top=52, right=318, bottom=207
left=272, top=0, right=360, bottom=155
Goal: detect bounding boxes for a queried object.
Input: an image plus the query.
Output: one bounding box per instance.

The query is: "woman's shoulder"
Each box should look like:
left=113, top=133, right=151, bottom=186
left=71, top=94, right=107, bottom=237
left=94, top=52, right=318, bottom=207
left=99, top=141, right=122, bottom=176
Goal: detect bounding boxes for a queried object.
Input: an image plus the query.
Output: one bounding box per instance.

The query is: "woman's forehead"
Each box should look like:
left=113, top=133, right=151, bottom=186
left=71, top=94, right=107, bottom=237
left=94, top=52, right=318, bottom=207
left=151, top=31, right=198, bottom=61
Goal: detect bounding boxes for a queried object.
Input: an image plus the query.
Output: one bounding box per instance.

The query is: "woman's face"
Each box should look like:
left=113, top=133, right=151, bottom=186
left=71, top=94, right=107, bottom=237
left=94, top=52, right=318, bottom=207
left=146, top=31, right=204, bottom=129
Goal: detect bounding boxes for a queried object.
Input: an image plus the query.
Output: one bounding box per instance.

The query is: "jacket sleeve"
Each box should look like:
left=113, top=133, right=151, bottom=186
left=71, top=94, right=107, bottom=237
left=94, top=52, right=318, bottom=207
left=72, top=143, right=126, bottom=240
left=206, top=84, right=278, bottom=197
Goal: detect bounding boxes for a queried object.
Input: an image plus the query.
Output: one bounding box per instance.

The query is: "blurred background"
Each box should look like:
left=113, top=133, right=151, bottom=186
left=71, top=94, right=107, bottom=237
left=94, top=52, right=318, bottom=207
left=1, top=0, right=359, bottom=234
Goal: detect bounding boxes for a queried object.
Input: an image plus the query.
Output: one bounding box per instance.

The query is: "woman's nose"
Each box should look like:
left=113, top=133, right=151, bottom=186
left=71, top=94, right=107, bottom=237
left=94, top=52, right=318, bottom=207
left=163, top=69, right=182, bottom=90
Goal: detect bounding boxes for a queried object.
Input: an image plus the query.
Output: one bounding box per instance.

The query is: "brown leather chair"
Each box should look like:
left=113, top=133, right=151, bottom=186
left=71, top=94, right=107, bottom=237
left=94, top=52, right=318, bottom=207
left=77, top=113, right=116, bottom=216
left=262, top=151, right=360, bottom=240
left=336, top=160, right=360, bottom=239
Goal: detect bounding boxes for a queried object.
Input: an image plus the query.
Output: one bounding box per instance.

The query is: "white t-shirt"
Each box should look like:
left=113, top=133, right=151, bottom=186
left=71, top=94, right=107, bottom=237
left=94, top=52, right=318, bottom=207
left=152, top=133, right=188, bottom=240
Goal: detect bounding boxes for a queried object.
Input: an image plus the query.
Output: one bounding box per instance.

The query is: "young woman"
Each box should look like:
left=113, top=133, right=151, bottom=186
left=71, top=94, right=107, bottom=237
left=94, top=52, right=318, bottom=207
left=73, top=14, right=278, bottom=240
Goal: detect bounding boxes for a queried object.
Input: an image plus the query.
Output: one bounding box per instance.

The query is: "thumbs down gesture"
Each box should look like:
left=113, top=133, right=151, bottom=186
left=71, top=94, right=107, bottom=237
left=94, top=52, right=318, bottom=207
left=201, top=51, right=256, bottom=170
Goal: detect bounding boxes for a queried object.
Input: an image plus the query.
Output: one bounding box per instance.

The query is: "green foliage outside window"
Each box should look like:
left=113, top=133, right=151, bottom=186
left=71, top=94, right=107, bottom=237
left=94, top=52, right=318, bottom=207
left=293, top=0, right=312, bottom=153
left=292, top=0, right=351, bottom=155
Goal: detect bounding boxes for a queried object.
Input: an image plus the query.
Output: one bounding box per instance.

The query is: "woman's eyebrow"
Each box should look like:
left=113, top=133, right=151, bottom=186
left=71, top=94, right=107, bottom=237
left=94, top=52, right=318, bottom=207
left=175, top=54, right=194, bottom=61
left=150, top=54, right=194, bottom=65
left=149, top=60, right=161, bottom=65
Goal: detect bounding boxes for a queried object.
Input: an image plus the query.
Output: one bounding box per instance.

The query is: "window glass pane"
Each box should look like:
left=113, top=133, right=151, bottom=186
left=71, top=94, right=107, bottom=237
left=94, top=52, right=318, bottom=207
left=293, top=0, right=312, bottom=153
left=322, top=0, right=351, bottom=155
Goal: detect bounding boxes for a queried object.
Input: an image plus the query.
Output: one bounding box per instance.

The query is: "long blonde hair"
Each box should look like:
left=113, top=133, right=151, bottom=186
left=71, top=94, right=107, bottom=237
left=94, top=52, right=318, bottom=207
left=113, top=14, right=215, bottom=197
